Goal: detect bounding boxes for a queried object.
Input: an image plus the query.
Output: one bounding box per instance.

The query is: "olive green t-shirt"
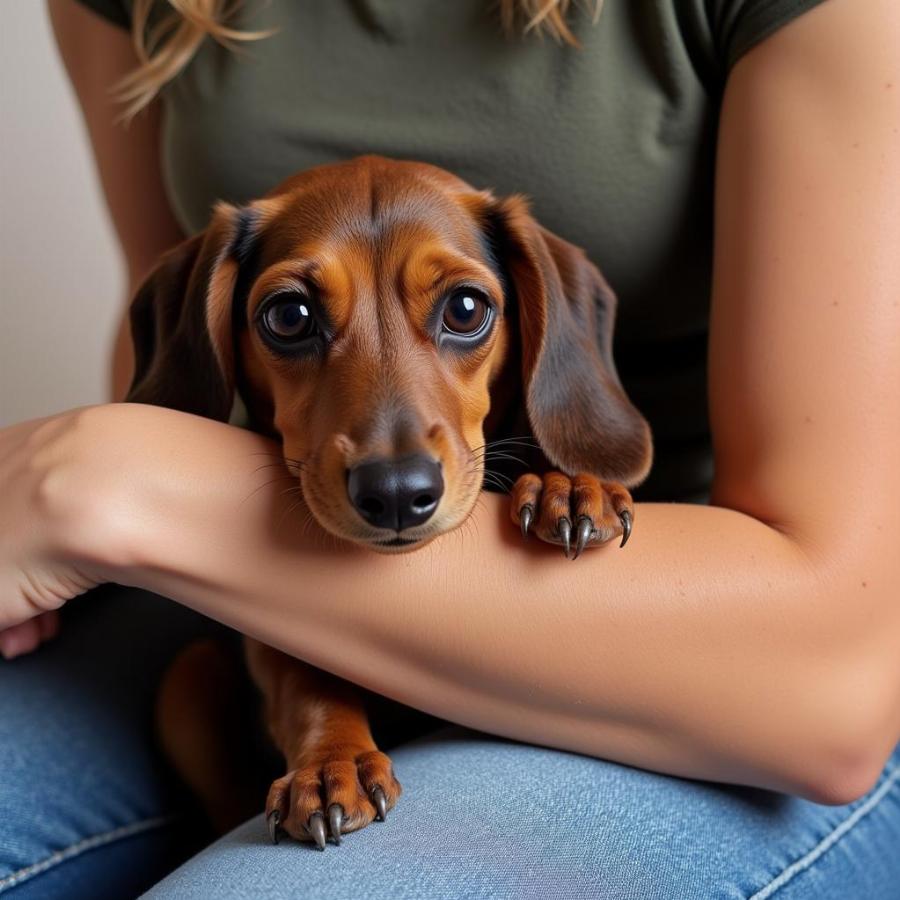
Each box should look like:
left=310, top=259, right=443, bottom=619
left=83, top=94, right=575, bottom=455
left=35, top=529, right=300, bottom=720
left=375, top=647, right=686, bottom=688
left=78, top=0, right=827, bottom=501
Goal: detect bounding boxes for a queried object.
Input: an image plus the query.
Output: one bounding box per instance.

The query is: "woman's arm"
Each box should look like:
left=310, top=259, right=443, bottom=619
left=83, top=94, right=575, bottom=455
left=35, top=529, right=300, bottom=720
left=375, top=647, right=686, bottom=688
left=0, top=2, right=187, bottom=657
left=11, top=0, right=897, bottom=801
left=48, top=0, right=184, bottom=397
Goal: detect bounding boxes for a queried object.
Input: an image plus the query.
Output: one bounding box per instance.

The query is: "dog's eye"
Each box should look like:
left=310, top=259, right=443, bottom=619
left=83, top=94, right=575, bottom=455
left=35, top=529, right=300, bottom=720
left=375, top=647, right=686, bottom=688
left=261, top=294, right=316, bottom=343
left=442, top=290, right=490, bottom=336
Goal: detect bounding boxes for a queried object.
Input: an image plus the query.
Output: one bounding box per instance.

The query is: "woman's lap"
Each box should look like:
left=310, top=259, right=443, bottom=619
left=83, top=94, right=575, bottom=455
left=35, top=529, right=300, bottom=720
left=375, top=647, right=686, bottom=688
left=147, top=729, right=900, bottom=900
left=2, top=589, right=899, bottom=899
left=0, top=587, right=227, bottom=898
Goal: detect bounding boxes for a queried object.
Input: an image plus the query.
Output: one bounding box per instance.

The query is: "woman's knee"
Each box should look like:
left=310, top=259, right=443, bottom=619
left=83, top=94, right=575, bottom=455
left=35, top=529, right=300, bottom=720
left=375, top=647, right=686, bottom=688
left=145, top=729, right=900, bottom=899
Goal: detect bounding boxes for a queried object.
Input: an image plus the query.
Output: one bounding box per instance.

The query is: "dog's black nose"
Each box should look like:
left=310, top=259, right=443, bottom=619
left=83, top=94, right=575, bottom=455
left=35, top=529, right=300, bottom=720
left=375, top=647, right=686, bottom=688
left=347, top=454, right=443, bottom=531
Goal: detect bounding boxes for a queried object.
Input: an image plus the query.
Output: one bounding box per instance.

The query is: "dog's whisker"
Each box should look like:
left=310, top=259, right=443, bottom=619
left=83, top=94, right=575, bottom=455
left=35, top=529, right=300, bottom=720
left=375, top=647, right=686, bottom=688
left=240, top=475, right=302, bottom=506
left=467, top=463, right=506, bottom=489
left=480, top=452, right=527, bottom=466
left=252, top=460, right=308, bottom=478
left=481, top=448, right=528, bottom=458
left=466, top=499, right=484, bottom=541
left=483, top=467, right=514, bottom=485
left=250, top=451, right=308, bottom=463
left=475, top=444, right=536, bottom=456
left=472, top=435, right=538, bottom=447
left=297, top=509, right=317, bottom=541
left=477, top=449, right=521, bottom=458
left=248, top=474, right=297, bottom=489
left=471, top=437, right=540, bottom=454
left=470, top=447, right=533, bottom=467
left=481, top=475, right=512, bottom=493
left=252, top=461, right=293, bottom=474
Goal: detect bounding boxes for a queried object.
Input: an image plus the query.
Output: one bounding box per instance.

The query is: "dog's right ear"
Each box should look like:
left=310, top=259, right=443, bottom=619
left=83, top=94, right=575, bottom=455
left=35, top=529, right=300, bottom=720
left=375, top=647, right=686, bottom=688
left=126, top=203, right=258, bottom=420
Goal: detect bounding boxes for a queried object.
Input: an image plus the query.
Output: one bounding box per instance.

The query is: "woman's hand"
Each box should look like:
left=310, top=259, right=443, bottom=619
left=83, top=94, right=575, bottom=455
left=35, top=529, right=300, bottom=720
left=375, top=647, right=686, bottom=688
left=0, top=409, right=124, bottom=648
left=0, top=612, right=61, bottom=660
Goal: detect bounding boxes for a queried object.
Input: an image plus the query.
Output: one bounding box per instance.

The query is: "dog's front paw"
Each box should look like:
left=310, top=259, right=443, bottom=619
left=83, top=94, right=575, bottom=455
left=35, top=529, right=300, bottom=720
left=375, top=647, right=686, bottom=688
left=265, top=749, right=401, bottom=849
left=510, top=472, right=633, bottom=558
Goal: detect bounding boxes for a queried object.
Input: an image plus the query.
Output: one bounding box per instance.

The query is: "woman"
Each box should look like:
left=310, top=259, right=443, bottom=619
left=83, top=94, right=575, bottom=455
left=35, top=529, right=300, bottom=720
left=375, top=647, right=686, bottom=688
left=1, top=0, right=898, bottom=896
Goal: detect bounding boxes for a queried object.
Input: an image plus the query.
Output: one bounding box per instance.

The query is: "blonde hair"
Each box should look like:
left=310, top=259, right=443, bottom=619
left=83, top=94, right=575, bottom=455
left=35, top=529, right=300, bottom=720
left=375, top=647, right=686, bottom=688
left=117, top=0, right=602, bottom=119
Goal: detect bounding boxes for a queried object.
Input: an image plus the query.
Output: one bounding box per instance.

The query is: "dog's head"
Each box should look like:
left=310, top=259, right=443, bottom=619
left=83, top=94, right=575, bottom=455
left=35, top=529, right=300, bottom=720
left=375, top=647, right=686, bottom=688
left=128, top=156, right=650, bottom=550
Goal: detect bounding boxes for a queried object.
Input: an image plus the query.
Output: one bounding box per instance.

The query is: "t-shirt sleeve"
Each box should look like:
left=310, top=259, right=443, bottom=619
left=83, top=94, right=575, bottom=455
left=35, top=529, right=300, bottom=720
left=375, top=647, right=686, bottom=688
left=711, top=0, right=830, bottom=70
left=73, top=0, right=131, bottom=30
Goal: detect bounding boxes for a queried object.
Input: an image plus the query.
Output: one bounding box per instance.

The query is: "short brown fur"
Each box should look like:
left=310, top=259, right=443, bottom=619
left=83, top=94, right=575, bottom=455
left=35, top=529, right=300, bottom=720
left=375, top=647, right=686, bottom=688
left=127, top=155, right=651, bottom=846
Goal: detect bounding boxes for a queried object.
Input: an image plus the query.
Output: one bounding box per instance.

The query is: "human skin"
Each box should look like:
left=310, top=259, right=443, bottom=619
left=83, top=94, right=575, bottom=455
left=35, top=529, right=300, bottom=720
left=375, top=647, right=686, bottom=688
left=3, top=0, right=897, bottom=805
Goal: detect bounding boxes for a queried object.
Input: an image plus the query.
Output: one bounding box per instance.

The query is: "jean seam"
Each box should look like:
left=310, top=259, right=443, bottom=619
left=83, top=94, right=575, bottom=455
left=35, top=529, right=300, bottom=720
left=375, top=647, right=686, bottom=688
left=747, top=764, right=900, bottom=899
left=0, top=815, right=178, bottom=894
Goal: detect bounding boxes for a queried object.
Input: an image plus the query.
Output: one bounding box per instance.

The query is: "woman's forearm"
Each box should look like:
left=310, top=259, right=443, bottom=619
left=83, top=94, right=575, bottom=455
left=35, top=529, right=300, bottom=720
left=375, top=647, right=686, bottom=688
left=83, top=403, right=898, bottom=805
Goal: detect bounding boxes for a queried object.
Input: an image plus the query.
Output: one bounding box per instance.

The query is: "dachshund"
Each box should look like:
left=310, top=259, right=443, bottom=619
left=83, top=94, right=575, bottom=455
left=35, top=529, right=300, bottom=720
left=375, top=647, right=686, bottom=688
left=127, top=155, right=652, bottom=849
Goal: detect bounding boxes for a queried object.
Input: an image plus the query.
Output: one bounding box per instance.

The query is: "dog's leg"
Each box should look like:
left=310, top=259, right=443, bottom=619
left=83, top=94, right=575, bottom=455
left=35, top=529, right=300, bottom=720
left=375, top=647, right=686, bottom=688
left=246, top=639, right=402, bottom=849
left=511, top=472, right=634, bottom=558
left=157, top=638, right=265, bottom=834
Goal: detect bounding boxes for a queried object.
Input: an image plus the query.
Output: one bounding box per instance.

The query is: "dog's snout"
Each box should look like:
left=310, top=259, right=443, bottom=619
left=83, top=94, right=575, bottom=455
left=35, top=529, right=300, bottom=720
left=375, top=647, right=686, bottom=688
left=347, top=454, right=443, bottom=531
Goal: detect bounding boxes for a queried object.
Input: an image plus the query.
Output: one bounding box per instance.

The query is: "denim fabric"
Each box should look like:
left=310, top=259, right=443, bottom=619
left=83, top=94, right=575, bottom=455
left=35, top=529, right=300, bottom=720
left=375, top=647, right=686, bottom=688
left=0, top=588, right=226, bottom=898
left=1, top=590, right=898, bottom=899
left=145, top=731, right=900, bottom=899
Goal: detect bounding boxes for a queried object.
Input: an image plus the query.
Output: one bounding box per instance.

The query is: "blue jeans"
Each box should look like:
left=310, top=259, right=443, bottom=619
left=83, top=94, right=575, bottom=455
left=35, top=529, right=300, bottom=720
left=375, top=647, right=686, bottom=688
left=1, top=589, right=898, bottom=898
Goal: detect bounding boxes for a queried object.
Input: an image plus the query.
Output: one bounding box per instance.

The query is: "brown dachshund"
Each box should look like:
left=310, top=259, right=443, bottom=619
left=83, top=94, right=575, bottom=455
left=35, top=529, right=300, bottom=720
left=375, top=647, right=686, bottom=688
left=127, top=155, right=652, bottom=849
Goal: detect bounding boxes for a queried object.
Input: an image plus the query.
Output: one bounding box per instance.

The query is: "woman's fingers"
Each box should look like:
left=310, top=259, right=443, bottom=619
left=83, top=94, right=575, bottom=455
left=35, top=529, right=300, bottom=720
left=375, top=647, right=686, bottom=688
left=0, top=409, right=119, bottom=633
left=0, top=619, right=42, bottom=660
left=0, top=612, right=61, bottom=659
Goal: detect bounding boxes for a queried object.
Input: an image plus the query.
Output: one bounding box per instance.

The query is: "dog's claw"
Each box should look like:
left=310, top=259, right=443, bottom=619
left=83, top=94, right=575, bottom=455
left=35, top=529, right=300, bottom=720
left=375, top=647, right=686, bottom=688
left=558, top=517, right=572, bottom=558
left=372, top=786, right=387, bottom=822
left=267, top=810, right=281, bottom=845
left=328, top=804, right=343, bottom=845
left=520, top=504, right=534, bottom=539
left=574, top=516, right=593, bottom=559
left=619, top=509, right=633, bottom=548
left=308, top=812, right=327, bottom=851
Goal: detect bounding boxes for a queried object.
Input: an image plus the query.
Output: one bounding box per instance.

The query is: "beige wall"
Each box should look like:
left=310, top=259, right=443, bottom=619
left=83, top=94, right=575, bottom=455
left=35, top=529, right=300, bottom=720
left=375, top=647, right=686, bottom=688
left=0, top=2, right=123, bottom=427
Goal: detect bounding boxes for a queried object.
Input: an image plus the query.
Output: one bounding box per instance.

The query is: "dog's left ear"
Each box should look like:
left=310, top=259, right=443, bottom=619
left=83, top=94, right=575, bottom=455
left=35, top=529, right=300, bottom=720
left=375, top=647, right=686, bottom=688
left=483, top=194, right=652, bottom=486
